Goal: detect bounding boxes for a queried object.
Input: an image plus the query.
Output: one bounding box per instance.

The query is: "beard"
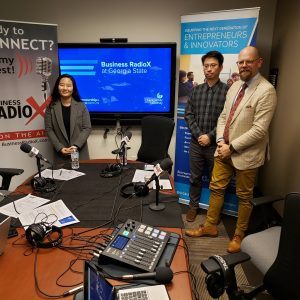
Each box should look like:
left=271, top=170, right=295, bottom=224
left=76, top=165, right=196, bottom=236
left=239, top=69, right=252, bottom=81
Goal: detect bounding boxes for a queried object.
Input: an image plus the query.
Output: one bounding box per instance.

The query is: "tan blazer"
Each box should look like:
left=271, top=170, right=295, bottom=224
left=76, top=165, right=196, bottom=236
left=45, top=99, right=92, bottom=164
left=216, top=74, right=277, bottom=170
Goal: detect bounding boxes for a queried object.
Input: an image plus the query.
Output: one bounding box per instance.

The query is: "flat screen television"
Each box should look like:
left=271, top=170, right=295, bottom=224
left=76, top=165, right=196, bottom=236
left=58, top=42, right=177, bottom=125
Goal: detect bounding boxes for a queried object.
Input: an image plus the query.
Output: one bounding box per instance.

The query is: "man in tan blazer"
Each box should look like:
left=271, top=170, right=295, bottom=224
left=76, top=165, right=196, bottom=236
left=186, top=46, right=277, bottom=253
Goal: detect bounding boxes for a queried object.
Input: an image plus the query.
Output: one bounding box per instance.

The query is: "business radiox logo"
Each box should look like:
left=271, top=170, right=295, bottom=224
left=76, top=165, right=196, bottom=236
left=0, top=96, right=51, bottom=125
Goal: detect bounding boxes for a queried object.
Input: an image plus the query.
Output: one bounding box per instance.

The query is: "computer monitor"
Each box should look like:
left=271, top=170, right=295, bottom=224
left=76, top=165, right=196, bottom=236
left=58, top=42, right=177, bottom=125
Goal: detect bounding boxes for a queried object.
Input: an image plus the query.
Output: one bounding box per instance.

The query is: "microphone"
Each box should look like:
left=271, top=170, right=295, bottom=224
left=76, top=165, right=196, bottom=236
left=112, top=131, right=132, bottom=155
left=121, top=266, right=173, bottom=284
left=36, top=57, right=52, bottom=101
left=120, top=131, right=132, bottom=149
left=145, top=158, right=173, bottom=186
left=20, top=143, right=51, bottom=164
left=36, top=57, right=52, bottom=78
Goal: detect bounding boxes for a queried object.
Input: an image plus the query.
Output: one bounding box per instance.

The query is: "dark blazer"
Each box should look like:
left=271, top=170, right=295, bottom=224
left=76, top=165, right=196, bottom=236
left=45, top=99, right=92, bottom=164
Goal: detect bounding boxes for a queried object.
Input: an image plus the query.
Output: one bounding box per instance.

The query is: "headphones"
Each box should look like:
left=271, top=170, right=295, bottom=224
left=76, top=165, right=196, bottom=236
left=25, top=223, right=63, bottom=248
left=31, top=177, right=57, bottom=193
left=120, top=182, right=149, bottom=198
left=100, top=164, right=122, bottom=178
left=205, top=255, right=231, bottom=298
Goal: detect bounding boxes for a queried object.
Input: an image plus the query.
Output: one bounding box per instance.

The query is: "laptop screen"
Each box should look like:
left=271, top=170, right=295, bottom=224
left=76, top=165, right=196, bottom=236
left=85, top=261, right=114, bottom=300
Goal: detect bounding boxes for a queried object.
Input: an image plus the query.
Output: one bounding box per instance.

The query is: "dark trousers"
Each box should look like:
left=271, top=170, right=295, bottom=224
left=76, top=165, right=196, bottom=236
left=189, top=138, right=216, bottom=208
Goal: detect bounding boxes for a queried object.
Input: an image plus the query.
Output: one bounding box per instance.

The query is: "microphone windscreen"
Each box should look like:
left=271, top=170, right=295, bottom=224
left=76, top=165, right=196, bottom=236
left=124, top=131, right=132, bottom=140
left=155, top=266, right=173, bottom=284
left=20, top=143, right=31, bottom=153
left=160, top=158, right=173, bottom=171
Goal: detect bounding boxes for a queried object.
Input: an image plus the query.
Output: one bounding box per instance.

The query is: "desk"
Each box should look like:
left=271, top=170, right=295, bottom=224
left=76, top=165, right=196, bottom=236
left=10, top=160, right=184, bottom=228
left=0, top=227, right=193, bottom=300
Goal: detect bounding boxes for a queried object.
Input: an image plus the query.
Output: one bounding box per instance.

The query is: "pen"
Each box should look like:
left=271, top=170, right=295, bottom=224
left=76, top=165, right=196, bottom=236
left=63, top=285, right=83, bottom=296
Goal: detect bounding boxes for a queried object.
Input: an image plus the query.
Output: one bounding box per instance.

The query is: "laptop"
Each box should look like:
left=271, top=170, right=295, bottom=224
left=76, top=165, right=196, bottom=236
left=0, top=216, right=11, bottom=255
left=81, top=260, right=170, bottom=300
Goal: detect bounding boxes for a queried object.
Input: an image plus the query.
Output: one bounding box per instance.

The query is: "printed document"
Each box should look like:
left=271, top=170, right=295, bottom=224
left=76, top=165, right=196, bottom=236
left=0, top=194, right=50, bottom=218
left=19, top=200, right=79, bottom=229
left=35, top=168, right=85, bottom=181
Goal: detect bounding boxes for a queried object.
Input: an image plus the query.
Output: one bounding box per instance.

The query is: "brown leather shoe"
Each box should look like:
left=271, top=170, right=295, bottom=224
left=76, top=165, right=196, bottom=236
left=186, top=208, right=198, bottom=222
left=185, top=224, right=218, bottom=237
left=227, top=235, right=243, bottom=253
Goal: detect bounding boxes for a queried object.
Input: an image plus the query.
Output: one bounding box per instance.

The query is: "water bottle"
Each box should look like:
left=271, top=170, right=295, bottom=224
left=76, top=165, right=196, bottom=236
left=71, top=149, right=79, bottom=169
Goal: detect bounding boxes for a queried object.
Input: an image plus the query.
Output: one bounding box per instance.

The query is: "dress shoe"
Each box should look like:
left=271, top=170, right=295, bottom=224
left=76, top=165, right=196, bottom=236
left=185, top=224, right=218, bottom=237
left=186, top=208, right=198, bottom=222
left=227, top=235, right=243, bottom=253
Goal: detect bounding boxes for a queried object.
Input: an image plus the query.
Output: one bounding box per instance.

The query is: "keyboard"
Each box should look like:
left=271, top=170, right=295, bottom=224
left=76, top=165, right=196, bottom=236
left=119, top=290, right=149, bottom=300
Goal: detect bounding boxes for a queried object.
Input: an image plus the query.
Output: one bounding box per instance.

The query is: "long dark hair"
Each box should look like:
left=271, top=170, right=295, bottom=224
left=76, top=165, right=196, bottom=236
left=50, top=74, right=82, bottom=104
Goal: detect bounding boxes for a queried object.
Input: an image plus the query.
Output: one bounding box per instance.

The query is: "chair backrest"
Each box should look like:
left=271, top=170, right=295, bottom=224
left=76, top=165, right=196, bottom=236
left=137, top=115, right=175, bottom=165
left=263, top=192, right=300, bottom=299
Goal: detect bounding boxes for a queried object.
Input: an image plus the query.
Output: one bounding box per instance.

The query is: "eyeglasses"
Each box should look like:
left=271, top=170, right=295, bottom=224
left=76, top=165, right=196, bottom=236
left=236, top=58, right=260, bottom=67
left=203, top=63, right=219, bottom=69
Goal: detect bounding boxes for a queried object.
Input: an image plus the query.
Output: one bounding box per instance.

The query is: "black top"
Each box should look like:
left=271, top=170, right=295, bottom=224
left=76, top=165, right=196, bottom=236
left=61, top=103, right=71, bottom=141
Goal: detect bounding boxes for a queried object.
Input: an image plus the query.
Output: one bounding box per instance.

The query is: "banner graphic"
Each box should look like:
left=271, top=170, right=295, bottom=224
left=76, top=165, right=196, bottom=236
left=174, top=8, right=260, bottom=215
left=0, top=20, right=58, bottom=189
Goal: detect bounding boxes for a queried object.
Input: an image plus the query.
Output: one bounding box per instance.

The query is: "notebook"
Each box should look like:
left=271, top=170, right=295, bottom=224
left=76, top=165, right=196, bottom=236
left=83, top=260, right=170, bottom=300
left=0, top=215, right=11, bottom=255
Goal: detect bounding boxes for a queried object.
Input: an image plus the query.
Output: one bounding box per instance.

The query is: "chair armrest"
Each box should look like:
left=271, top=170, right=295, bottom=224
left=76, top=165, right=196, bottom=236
left=0, top=168, right=24, bottom=190
left=0, top=168, right=24, bottom=177
left=201, top=252, right=250, bottom=274
left=251, top=195, right=284, bottom=207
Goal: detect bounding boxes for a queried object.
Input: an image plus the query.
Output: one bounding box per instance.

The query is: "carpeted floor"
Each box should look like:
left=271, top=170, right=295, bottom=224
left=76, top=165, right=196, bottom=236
left=182, top=212, right=250, bottom=299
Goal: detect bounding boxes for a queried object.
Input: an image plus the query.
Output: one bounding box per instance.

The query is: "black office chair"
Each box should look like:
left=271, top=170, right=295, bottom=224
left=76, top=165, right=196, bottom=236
left=137, top=115, right=175, bottom=172
left=201, top=193, right=300, bottom=299
left=0, top=168, right=24, bottom=191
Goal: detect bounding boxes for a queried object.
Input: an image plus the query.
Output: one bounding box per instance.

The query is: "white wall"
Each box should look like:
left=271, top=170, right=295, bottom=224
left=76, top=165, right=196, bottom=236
left=260, top=0, right=300, bottom=197
left=1, top=0, right=277, bottom=188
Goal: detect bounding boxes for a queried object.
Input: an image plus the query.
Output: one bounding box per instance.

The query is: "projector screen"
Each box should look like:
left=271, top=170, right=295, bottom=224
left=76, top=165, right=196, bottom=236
left=58, top=43, right=177, bottom=124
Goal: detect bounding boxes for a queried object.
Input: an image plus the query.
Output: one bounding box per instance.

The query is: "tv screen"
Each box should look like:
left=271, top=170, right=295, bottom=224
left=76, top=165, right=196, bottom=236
left=58, top=43, right=177, bottom=125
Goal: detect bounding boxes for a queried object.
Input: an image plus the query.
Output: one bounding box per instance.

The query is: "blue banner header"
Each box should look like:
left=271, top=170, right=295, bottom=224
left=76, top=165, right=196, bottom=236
left=181, top=18, right=257, bottom=54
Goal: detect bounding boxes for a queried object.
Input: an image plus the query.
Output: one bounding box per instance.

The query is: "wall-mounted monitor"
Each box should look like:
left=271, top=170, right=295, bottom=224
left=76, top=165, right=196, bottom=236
left=58, top=42, right=177, bottom=125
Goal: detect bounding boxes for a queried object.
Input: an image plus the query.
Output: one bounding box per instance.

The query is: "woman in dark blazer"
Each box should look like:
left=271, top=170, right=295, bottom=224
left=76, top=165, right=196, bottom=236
left=45, top=74, right=92, bottom=166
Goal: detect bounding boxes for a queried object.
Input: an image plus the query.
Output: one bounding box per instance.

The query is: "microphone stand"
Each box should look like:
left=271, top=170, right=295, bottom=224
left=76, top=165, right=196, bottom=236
left=149, top=177, right=165, bottom=211
left=36, top=157, right=43, bottom=179
left=119, top=145, right=130, bottom=169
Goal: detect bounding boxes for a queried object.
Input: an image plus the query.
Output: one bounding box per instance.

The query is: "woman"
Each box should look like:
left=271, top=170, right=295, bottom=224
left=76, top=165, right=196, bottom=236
left=45, top=74, right=92, bottom=165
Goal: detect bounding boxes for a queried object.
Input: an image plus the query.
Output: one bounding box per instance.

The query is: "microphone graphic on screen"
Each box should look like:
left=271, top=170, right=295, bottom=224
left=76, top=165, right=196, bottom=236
left=20, top=143, right=51, bottom=164
left=36, top=57, right=52, bottom=101
left=121, top=266, right=173, bottom=284
left=145, top=158, right=173, bottom=187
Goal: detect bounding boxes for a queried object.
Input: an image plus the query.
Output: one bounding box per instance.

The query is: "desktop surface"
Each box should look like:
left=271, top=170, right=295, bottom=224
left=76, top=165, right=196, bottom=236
left=0, top=227, right=192, bottom=300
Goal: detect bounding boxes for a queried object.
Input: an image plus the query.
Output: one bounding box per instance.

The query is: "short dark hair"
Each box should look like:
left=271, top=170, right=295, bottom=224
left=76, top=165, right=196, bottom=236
left=187, top=71, right=193, bottom=77
left=50, top=74, right=82, bottom=104
left=179, top=70, right=187, bottom=80
left=201, top=51, right=224, bottom=66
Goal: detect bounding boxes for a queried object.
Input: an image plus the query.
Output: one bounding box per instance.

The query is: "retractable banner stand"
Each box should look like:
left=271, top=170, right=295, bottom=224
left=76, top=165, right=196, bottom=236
left=174, top=8, right=260, bottom=215
left=0, top=20, right=58, bottom=189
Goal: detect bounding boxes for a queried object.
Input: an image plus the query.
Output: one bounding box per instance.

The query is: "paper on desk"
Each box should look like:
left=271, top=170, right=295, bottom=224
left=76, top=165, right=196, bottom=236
left=19, top=199, right=79, bottom=229
left=144, top=164, right=154, bottom=171
left=35, top=168, right=85, bottom=181
left=0, top=194, right=50, bottom=218
left=153, top=179, right=172, bottom=190
left=132, top=169, right=153, bottom=182
left=132, top=170, right=172, bottom=190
